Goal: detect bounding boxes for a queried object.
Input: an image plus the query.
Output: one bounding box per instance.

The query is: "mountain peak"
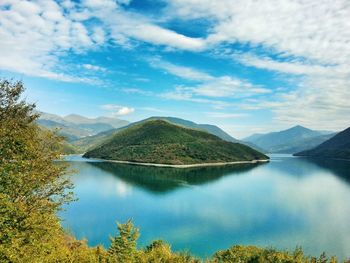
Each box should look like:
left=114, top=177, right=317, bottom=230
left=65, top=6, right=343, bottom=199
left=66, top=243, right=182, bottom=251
left=288, top=125, right=310, bottom=131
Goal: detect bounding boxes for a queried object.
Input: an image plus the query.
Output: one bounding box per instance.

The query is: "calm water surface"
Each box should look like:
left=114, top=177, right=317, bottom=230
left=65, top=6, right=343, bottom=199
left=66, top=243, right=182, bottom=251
left=60, top=155, right=350, bottom=259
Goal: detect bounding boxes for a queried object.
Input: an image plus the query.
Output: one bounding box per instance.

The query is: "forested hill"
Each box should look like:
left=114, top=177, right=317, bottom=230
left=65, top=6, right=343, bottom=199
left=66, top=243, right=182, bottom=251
left=295, top=127, right=350, bottom=159
left=83, top=120, right=268, bottom=165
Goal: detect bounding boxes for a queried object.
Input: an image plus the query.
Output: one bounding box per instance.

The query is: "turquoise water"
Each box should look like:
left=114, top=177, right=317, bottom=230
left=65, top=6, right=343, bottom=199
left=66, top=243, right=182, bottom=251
left=60, top=155, right=350, bottom=259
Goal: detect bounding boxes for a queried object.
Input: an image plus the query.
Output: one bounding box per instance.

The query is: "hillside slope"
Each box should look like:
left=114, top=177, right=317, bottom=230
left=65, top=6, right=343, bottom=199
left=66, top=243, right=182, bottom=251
left=146, top=117, right=239, bottom=142
left=294, top=127, right=350, bottom=159
left=244, top=125, right=334, bottom=153
left=83, top=120, right=268, bottom=165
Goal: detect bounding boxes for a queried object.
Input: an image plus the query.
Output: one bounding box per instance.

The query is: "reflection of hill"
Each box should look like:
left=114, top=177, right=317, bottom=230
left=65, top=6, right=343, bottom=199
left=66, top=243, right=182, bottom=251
left=267, top=156, right=323, bottom=178
left=88, top=162, right=263, bottom=194
left=302, top=158, right=350, bottom=183
left=267, top=156, right=350, bottom=184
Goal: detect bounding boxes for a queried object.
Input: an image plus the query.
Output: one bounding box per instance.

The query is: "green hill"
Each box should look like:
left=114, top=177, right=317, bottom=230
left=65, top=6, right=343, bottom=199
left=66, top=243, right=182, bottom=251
left=83, top=120, right=268, bottom=165
left=74, top=116, right=263, bottom=153
left=294, top=127, right=350, bottom=159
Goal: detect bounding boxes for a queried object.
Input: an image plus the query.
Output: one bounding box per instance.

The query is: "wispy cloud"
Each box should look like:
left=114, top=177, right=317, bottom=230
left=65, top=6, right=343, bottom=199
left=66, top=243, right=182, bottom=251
left=0, top=0, right=99, bottom=82
left=149, top=59, right=213, bottom=82
left=121, top=88, right=153, bottom=96
left=2, top=0, right=350, bottom=132
left=102, top=104, right=135, bottom=116
left=0, top=0, right=206, bottom=81
left=153, top=60, right=270, bottom=106
left=82, top=64, right=107, bottom=72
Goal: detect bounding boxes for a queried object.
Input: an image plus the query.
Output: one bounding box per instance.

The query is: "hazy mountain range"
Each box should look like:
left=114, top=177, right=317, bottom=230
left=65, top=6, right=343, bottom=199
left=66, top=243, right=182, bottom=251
left=37, top=112, right=129, bottom=141
left=39, top=112, right=345, bottom=157
left=243, top=125, right=336, bottom=154
left=38, top=112, right=260, bottom=153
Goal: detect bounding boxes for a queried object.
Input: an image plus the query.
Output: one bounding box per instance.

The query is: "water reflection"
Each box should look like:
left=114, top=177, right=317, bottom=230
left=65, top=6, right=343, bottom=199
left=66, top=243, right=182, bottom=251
left=298, top=157, right=350, bottom=183
left=61, top=155, right=350, bottom=260
left=88, top=162, right=262, bottom=194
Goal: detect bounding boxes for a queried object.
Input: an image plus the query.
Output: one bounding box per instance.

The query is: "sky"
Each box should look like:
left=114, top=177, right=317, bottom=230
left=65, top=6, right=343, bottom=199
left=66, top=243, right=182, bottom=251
left=0, top=0, right=349, bottom=138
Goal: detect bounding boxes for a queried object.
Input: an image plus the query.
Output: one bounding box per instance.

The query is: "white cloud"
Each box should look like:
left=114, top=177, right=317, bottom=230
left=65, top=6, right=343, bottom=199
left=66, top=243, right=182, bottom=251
left=169, top=0, right=350, bottom=65
left=0, top=0, right=206, bottom=81
left=166, top=0, right=350, bottom=130
left=150, top=59, right=213, bottom=82
left=102, top=104, right=135, bottom=116
left=123, top=22, right=205, bottom=51
left=82, top=63, right=106, bottom=72
left=0, top=0, right=95, bottom=81
left=154, top=60, right=270, bottom=103
left=1, top=0, right=350, bottom=131
left=81, top=1, right=206, bottom=51
left=193, top=76, right=271, bottom=98
left=91, top=26, right=105, bottom=44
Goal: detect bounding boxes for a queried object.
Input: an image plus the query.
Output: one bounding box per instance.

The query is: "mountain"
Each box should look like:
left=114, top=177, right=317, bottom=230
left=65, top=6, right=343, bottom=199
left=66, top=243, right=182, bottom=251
left=294, top=127, right=350, bottom=159
left=73, top=116, right=261, bottom=153
left=271, top=133, right=335, bottom=154
left=72, top=128, right=118, bottom=152
left=243, top=125, right=335, bottom=153
left=83, top=120, right=268, bottom=165
left=37, top=112, right=129, bottom=141
left=64, top=114, right=128, bottom=128
left=130, top=117, right=238, bottom=142
left=243, top=133, right=265, bottom=142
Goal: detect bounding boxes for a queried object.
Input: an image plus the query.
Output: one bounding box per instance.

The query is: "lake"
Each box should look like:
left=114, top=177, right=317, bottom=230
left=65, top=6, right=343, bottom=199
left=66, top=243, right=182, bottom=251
left=60, top=154, right=350, bottom=260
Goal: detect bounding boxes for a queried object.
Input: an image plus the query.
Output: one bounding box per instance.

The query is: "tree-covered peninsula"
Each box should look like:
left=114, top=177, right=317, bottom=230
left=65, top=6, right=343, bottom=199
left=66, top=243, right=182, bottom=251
left=83, top=119, right=268, bottom=166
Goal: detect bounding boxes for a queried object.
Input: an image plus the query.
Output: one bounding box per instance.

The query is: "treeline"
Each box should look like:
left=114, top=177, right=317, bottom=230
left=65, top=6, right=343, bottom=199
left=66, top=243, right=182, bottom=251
left=0, top=80, right=348, bottom=263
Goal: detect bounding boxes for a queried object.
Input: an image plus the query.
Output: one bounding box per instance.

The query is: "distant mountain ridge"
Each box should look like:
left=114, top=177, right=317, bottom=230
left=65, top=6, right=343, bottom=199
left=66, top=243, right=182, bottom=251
left=83, top=119, right=268, bottom=165
left=295, top=127, right=350, bottom=159
left=243, top=125, right=335, bottom=154
left=37, top=112, right=129, bottom=141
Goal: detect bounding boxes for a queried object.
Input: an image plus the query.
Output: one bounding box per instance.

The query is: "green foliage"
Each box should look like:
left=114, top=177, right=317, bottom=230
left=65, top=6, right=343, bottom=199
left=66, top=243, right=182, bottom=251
left=0, top=80, right=70, bottom=261
left=0, top=80, right=101, bottom=262
left=140, top=240, right=199, bottom=263
left=108, top=220, right=140, bottom=262
left=84, top=120, right=268, bottom=165
left=211, top=245, right=339, bottom=263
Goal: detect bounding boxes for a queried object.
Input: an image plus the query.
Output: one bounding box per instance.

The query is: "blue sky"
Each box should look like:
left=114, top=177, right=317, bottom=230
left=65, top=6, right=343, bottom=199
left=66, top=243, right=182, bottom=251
left=1, top=0, right=349, bottom=138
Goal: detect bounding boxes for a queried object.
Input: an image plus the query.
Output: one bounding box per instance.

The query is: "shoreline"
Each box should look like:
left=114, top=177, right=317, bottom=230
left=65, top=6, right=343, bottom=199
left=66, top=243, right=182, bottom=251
left=86, top=157, right=270, bottom=168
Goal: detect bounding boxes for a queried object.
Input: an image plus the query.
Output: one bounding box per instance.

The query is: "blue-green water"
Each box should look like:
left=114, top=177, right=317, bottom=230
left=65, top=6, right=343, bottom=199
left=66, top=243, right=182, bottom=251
left=61, top=155, right=350, bottom=259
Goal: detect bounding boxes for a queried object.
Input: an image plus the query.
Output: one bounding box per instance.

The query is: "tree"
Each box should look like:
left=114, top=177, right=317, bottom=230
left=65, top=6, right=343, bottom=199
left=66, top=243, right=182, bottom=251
left=108, top=220, right=140, bottom=263
left=0, top=80, right=73, bottom=262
